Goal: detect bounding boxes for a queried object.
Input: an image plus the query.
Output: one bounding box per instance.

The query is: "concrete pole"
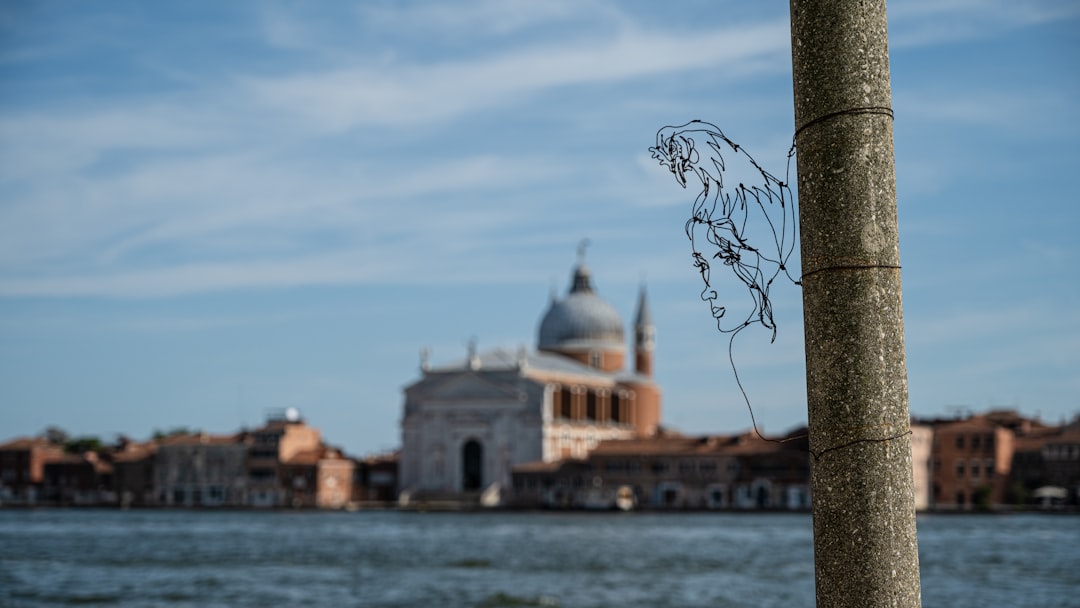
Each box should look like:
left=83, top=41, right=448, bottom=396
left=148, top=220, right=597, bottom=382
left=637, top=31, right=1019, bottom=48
left=789, top=1, right=922, bottom=607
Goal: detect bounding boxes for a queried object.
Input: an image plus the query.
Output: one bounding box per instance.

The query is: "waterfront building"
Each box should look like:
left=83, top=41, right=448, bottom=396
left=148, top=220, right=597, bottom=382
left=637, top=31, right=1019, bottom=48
left=931, top=415, right=1015, bottom=509
left=313, top=451, right=355, bottom=509
left=112, top=440, right=158, bottom=507
left=354, top=451, right=399, bottom=503
left=1011, top=417, right=1080, bottom=507
left=154, top=432, right=249, bottom=507
left=42, top=451, right=114, bottom=505
left=399, top=252, right=661, bottom=502
left=279, top=445, right=355, bottom=509
left=1, top=412, right=375, bottom=509
left=247, top=408, right=322, bottom=507
left=927, top=410, right=1058, bottom=510
left=511, top=429, right=811, bottom=510
left=1033, top=423, right=1080, bottom=506
left=0, top=437, right=64, bottom=504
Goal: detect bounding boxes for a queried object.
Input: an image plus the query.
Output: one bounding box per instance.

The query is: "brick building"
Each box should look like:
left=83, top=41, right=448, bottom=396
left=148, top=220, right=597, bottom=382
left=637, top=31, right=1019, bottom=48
left=247, top=409, right=322, bottom=507
left=511, top=429, right=811, bottom=511
left=930, top=416, right=1016, bottom=509
left=280, top=446, right=355, bottom=509
left=0, top=437, right=64, bottom=504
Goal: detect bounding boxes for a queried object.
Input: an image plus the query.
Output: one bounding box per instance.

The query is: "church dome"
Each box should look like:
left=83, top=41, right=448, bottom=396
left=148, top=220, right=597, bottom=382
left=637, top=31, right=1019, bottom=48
left=538, top=263, right=625, bottom=352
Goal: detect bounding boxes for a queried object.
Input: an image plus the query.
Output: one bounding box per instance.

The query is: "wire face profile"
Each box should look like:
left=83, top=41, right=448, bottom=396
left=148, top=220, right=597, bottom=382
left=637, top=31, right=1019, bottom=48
left=650, top=120, right=799, bottom=342
left=650, top=120, right=801, bottom=445
left=651, top=120, right=912, bottom=459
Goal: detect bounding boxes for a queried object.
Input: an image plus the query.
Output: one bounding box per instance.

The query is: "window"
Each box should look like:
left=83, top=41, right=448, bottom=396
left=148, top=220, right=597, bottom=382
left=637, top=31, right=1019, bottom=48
left=251, top=468, right=275, bottom=481
left=955, top=461, right=965, bottom=479
left=586, top=391, right=597, bottom=421
left=972, top=435, right=981, bottom=450
left=589, top=351, right=601, bottom=368
left=679, top=461, right=695, bottom=475
left=651, top=460, right=668, bottom=474
left=955, top=435, right=965, bottom=450
left=970, top=460, right=980, bottom=480
left=611, top=394, right=622, bottom=423
left=560, top=388, right=573, bottom=419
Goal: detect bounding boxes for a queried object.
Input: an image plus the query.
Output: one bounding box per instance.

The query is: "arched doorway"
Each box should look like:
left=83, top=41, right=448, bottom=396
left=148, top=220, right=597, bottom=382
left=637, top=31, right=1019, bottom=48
left=462, top=440, right=483, bottom=490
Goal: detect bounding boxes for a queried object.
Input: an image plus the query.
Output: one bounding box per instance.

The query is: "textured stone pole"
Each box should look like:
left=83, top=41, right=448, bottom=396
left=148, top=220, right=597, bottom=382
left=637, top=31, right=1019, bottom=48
left=789, top=1, right=922, bottom=606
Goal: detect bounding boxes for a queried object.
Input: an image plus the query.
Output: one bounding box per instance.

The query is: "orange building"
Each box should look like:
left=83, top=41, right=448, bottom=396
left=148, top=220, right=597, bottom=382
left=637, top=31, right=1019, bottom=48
left=280, top=446, right=355, bottom=509
left=930, top=414, right=1017, bottom=509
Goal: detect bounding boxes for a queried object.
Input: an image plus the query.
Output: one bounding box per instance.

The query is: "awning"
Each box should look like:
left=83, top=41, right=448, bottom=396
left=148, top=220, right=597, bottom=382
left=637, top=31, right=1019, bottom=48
left=1032, top=486, right=1067, bottom=500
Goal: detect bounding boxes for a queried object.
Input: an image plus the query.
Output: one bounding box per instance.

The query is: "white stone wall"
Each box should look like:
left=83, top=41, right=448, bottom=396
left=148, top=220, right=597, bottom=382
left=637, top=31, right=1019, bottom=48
left=400, top=399, right=543, bottom=493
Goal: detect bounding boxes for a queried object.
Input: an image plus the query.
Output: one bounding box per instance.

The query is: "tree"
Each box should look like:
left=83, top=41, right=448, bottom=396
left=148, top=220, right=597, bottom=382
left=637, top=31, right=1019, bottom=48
left=63, top=436, right=104, bottom=454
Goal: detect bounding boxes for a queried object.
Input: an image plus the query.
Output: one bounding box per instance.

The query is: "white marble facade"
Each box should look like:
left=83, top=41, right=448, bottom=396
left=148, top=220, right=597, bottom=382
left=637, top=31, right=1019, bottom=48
left=399, top=257, right=658, bottom=498
left=400, top=350, right=640, bottom=495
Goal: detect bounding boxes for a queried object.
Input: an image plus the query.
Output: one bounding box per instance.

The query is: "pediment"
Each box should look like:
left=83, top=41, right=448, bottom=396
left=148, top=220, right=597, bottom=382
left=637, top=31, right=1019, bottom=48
left=411, top=371, right=526, bottom=403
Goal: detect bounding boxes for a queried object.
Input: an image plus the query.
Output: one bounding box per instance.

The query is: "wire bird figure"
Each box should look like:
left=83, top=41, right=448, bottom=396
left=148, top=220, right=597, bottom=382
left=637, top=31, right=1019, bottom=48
left=650, top=120, right=799, bottom=342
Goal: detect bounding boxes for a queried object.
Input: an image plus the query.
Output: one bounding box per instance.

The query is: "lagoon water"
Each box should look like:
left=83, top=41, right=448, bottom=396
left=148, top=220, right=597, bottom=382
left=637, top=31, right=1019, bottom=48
left=0, top=509, right=1077, bottom=607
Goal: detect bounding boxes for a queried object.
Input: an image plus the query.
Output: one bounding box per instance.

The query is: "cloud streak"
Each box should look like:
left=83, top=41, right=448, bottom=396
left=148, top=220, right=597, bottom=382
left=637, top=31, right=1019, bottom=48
left=244, top=20, right=791, bottom=131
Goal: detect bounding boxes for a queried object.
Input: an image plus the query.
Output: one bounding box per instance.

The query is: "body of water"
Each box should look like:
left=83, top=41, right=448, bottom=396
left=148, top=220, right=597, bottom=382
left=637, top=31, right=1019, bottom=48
left=0, top=509, right=1076, bottom=607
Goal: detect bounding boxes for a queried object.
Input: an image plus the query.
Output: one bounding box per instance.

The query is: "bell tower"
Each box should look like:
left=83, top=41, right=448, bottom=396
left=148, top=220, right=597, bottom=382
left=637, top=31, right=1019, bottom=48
left=634, top=284, right=655, bottom=377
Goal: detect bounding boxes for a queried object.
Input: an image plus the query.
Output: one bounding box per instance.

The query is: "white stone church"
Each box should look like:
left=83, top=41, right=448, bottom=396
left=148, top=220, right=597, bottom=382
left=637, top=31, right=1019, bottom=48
left=398, top=252, right=662, bottom=502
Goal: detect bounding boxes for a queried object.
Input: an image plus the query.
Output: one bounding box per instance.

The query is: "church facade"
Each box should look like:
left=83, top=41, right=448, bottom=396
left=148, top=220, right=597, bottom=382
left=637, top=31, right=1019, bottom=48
left=398, top=255, right=661, bottom=500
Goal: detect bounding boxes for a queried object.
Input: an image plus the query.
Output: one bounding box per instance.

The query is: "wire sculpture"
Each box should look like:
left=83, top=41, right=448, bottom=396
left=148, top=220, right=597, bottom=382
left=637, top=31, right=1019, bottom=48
left=651, top=120, right=912, bottom=459
left=650, top=120, right=799, bottom=340
left=650, top=120, right=801, bottom=444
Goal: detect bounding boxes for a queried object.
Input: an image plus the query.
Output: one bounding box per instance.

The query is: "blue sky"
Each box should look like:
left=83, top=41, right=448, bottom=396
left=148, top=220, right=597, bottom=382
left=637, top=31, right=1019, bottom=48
left=1, top=1, right=1078, bottom=456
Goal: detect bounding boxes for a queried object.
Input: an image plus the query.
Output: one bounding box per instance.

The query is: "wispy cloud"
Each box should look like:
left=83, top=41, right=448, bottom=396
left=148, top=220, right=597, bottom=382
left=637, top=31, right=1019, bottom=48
left=244, top=20, right=790, bottom=131
left=0, top=5, right=797, bottom=300
left=0, top=148, right=573, bottom=288
left=889, top=0, right=1080, bottom=47
left=356, top=0, right=612, bottom=38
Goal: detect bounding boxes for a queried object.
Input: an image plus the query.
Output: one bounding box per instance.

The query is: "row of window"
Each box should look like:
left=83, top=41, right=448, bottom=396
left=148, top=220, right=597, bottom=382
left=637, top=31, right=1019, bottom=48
left=597, top=459, right=738, bottom=476
left=953, top=458, right=995, bottom=481
left=557, top=431, right=599, bottom=451
left=949, top=433, right=996, bottom=452
left=1042, top=444, right=1080, bottom=461
left=552, top=386, right=630, bottom=423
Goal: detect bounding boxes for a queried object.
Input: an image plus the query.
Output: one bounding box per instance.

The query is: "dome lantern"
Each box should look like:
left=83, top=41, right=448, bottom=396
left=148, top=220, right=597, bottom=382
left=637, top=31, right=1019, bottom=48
left=537, top=247, right=626, bottom=370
